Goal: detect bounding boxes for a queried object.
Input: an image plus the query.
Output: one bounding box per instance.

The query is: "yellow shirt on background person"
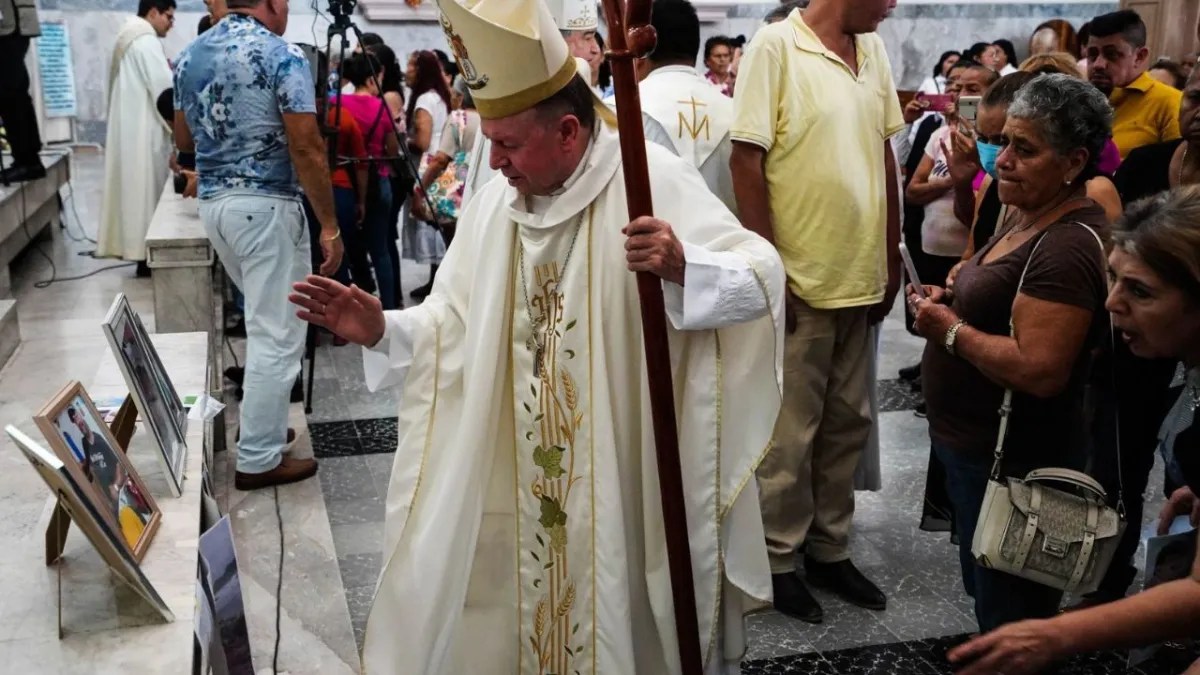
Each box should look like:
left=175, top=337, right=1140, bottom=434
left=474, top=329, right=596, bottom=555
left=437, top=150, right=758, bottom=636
left=732, top=9, right=904, bottom=309
left=1110, top=71, right=1182, bottom=159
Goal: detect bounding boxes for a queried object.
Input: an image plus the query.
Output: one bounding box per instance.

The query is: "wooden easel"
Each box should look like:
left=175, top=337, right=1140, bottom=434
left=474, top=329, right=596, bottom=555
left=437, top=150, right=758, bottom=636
left=44, top=395, right=139, bottom=638
left=44, top=394, right=138, bottom=566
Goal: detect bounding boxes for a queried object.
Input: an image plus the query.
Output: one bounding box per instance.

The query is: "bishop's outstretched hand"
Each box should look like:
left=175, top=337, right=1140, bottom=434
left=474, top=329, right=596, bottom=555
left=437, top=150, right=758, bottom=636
left=290, top=276, right=387, bottom=348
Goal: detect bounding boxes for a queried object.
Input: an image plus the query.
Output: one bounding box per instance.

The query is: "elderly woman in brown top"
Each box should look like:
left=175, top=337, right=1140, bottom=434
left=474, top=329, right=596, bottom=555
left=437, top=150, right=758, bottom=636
left=908, top=73, right=1113, bottom=632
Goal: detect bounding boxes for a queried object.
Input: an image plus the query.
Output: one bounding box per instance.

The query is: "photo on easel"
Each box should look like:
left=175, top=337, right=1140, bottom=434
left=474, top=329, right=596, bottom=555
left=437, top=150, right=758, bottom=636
left=34, top=382, right=162, bottom=561
left=103, top=293, right=188, bottom=497
left=5, top=425, right=174, bottom=622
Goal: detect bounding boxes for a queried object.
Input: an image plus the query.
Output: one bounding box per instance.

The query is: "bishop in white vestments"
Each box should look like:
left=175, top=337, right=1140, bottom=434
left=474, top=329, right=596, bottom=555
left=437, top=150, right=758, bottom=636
left=96, top=5, right=175, bottom=268
left=291, top=0, right=785, bottom=672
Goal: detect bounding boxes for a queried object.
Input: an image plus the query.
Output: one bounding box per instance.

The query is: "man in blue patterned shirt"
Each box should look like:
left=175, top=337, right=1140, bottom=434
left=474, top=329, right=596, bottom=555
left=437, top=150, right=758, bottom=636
left=174, top=0, right=343, bottom=490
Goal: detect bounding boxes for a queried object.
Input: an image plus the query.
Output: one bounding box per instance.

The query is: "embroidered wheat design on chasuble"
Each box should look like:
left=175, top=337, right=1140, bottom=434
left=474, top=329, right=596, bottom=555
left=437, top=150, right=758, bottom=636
left=523, top=259, right=588, bottom=674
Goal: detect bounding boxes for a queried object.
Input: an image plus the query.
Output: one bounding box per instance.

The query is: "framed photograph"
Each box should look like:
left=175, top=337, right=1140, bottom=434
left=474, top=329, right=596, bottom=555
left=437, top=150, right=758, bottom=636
left=6, top=425, right=173, bottom=621
left=103, top=294, right=188, bottom=497
left=34, top=382, right=162, bottom=561
left=200, top=516, right=254, bottom=674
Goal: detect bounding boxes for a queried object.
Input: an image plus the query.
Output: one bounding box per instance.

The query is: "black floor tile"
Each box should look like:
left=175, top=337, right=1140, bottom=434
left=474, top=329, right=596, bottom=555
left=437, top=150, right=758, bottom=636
left=310, top=417, right=397, bottom=457
left=312, top=436, right=364, bottom=458
left=309, top=420, right=359, bottom=443
left=742, top=651, right=837, bottom=674
left=878, top=378, right=924, bottom=413
left=819, top=642, right=944, bottom=674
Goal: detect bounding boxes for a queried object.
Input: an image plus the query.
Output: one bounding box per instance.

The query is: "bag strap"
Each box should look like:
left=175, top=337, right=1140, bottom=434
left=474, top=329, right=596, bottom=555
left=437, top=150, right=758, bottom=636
left=1023, top=467, right=1108, bottom=501
left=989, top=201, right=1120, bottom=512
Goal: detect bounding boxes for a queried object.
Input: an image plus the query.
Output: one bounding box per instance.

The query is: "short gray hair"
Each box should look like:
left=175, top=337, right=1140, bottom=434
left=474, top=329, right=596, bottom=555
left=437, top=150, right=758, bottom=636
left=1007, top=73, right=1113, bottom=179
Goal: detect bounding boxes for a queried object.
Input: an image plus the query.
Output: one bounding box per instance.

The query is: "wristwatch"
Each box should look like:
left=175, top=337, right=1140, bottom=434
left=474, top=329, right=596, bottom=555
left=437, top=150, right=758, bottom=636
left=944, top=320, right=966, bottom=355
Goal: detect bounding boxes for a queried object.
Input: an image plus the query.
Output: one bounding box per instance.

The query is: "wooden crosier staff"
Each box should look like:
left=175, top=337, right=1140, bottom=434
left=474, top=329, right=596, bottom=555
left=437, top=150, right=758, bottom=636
left=598, top=0, right=704, bottom=671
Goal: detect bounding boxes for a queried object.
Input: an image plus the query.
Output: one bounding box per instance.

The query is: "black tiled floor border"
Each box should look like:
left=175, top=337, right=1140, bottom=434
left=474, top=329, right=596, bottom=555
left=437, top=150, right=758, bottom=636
left=310, top=417, right=398, bottom=457
left=742, top=634, right=1200, bottom=674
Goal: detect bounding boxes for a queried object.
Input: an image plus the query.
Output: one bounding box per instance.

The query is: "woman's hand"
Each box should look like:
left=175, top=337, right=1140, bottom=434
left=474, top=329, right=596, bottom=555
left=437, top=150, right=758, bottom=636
left=947, top=261, right=965, bottom=289
left=1158, top=486, right=1200, bottom=535
left=946, top=619, right=1066, bottom=675
left=905, top=283, right=950, bottom=305
left=903, top=98, right=930, bottom=125
left=943, top=127, right=981, bottom=187
left=909, top=288, right=959, bottom=341
left=411, top=187, right=433, bottom=222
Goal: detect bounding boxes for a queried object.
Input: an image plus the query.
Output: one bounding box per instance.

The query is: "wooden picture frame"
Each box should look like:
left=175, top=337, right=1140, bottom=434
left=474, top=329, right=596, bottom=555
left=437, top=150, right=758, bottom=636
left=6, top=425, right=174, bottom=622
left=34, top=382, right=162, bottom=562
left=102, top=294, right=188, bottom=497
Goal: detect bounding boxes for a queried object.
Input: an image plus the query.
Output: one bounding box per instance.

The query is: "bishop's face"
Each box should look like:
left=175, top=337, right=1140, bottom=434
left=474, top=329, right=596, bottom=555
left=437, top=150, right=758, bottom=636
left=483, top=108, right=588, bottom=196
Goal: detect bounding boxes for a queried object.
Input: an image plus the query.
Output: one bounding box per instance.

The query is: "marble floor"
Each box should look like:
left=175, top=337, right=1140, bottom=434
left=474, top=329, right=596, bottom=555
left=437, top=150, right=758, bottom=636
left=5, top=149, right=1196, bottom=674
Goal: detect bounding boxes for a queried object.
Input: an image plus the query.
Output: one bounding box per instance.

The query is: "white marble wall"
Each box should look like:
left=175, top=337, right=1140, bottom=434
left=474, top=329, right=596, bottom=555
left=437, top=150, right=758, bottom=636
left=43, top=0, right=1122, bottom=142
left=877, top=1, right=1119, bottom=91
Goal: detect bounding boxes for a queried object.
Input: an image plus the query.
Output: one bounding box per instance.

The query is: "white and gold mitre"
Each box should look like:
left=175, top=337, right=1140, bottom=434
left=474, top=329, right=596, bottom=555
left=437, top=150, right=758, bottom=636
left=548, top=0, right=598, bottom=31
left=436, top=0, right=577, bottom=120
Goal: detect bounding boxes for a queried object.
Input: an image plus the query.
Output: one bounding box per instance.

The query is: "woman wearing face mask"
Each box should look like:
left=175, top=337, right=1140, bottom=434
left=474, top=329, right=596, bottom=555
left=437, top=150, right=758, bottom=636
left=948, top=71, right=1122, bottom=271
left=945, top=186, right=1200, bottom=675
left=907, top=61, right=998, bottom=289
left=1077, top=66, right=1200, bottom=610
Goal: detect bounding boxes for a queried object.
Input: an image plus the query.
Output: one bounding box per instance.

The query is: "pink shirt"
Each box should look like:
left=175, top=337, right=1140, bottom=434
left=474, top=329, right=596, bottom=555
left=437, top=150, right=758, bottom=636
left=335, top=94, right=392, bottom=177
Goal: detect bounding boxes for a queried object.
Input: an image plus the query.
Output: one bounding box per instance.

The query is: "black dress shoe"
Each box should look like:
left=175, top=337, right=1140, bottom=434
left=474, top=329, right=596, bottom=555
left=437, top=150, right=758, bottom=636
left=136, top=261, right=152, bottom=278
left=1, top=163, right=46, bottom=183
left=804, top=558, right=887, bottom=611
left=898, top=363, right=921, bottom=382
left=772, top=572, right=823, bottom=624
left=409, top=280, right=433, bottom=300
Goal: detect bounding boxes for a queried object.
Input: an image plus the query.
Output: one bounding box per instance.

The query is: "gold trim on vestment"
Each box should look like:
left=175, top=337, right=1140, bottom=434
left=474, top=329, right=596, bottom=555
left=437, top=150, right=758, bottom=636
left=720, top=263, right=782, bottom=523
left=509, top=225, right=524, bottom=672
left=706, top=331, right=724, bottom=666
left=476, top=56, right=577, bottom=120
left=585, top=205, right=598, bottom=672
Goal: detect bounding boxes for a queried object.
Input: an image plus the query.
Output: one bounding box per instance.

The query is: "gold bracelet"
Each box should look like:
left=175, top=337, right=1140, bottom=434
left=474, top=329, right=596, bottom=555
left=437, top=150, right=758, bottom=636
left=321, top=230, right=342, bottom=243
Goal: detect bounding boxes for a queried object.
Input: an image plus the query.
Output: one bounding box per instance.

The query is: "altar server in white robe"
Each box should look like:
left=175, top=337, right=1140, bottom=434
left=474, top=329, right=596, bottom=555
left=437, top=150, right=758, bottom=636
left=290, top=0, right=785, bottom=672
left=616, top=0, right=737, bottom=215
left=96, top=0, right=175, bottom=276
left=461, top=0, right=602, bottom=203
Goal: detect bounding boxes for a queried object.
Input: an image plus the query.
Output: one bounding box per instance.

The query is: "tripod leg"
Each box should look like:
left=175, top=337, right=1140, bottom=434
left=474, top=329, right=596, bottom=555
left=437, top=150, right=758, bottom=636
left=304, top=323, right=317, bottom=415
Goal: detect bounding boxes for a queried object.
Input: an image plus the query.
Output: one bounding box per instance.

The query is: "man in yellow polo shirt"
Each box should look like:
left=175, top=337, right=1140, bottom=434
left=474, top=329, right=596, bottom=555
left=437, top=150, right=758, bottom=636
left=1087, top=9, right=1181, bottom=158
left=731, top=0, right=902, bottom=624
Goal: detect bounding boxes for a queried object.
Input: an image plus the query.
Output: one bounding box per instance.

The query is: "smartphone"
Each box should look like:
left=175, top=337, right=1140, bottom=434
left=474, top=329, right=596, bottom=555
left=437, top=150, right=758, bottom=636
left=958, top=95, right=981, bottom=124
left=899, top=243, right=926, bottom=299
left=918, top=92, right=954, bottom=114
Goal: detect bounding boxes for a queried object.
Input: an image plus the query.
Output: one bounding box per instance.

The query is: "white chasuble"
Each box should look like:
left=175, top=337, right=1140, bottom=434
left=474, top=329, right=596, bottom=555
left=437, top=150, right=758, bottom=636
left=361, top=123, right=786, bottom=675
left=636, top=66, right=737, bottom=216
left=97, top=16, right=173, bottom=262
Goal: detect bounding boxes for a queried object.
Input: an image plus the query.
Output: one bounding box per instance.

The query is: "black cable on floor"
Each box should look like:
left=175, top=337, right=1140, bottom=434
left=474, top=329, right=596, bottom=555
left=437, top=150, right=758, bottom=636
left=274, top=484, right=284, bottom=674
left=224, top=333, right=241, bottom=370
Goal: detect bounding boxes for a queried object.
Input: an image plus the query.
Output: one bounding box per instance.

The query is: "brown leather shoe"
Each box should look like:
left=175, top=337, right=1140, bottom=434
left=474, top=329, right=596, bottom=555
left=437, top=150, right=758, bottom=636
left=235, top=456, right=318, bottom=491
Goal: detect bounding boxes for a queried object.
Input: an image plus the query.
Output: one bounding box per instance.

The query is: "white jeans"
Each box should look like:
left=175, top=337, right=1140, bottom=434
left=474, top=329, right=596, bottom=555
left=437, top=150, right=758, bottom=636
left=200, top=191, right=310, bottom=474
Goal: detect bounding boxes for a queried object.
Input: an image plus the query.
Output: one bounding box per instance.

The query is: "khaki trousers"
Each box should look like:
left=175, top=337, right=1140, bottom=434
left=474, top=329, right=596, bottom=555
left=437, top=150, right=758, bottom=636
left=758, top=299, right=873, bottom=573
